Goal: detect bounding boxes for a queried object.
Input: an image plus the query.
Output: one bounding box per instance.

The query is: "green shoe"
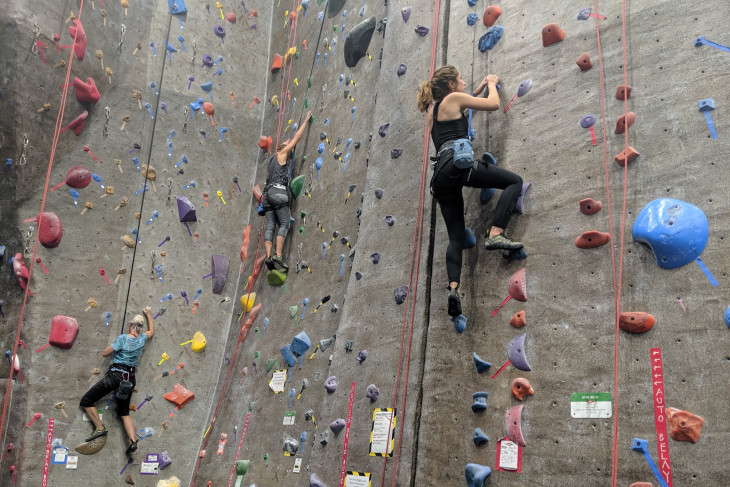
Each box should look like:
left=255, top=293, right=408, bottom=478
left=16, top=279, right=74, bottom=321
left=271, top=255, right=289, bottom=272
left=85, top=425, right=108, bottom=442
left=484, top=233, right=523, bottom=251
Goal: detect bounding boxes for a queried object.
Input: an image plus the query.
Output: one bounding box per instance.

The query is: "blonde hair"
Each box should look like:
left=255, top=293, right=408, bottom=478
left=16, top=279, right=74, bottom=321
left=129, top=315, right=144, bottom=333
left=416, top=66, right=460, bottom=112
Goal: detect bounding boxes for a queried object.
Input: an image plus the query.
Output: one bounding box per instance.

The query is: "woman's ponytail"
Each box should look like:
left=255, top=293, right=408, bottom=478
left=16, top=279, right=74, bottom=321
left=416, top=80, right=433, bottom=113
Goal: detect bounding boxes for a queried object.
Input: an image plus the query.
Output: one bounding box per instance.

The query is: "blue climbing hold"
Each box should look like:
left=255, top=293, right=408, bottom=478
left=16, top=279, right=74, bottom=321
left=290, top=331, right=311, bottom=356
left=472, top=352, right=491, bottom=374
left=466, top=13, right=479, bottom=26
left=473, top=428, right=489, bottom=446
left=478, top=25, right=503, bottom=52
left=464, top=227, right=477, bottom=248
left=280, top=345, right=297, bottom=367
left=471, top=391, right=488, bottom=412
left=467, top=0, right=477, bottom=6
left=465, top=463, right=491, bottom=487
left=318, top=143, right=325, bottom=154
left=504, top=248, right=528, bottom=261
left=632, top=198, right=709, bottom=270
left=479, top=188, right=496, bottom=202
left=724, top=306, right=730, bottom=328
left=452, top=314, right=467, bottom=333
left=168, top=0, right=187, bottom=14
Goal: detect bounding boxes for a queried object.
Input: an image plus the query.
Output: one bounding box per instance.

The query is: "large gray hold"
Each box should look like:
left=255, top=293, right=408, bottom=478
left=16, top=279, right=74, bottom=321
left=211, top=254, right=229, bottom=295
left=311, top=473, right=328, bottom=487
left=344, top=16, right=376, bottom=68
left=366, top=384, right=380, bottom=402
left=177, top=196, right=197, bottom=222
left=330, top=418, right=345, bottom=436
left=326, top=0, right=346, bottom=18
left=283, top=436, right=299, bottom=455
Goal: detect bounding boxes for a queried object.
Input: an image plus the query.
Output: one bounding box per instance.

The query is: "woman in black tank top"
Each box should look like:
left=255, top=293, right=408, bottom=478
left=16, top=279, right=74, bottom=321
left=417, top=66, right=525, bottom=318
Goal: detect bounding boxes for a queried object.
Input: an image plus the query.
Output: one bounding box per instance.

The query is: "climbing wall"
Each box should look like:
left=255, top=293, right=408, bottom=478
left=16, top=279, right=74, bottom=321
left=1, top=0, right=729, bottom=486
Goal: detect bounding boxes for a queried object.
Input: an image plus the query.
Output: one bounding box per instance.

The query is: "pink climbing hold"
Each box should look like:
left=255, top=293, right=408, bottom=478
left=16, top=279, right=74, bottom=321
left=60, top=111, right=89, bottom=136
left=492, top=268, right=527, bottom=317
left=68, top=19, right=87, bottom=61
left=12, top=253, right=33, bottom=296
left=50, top=165, right=91, bottom=191
left=33, top=212, right=63, bottom=248
left=48, top=315, right=79, bottom=349
left=504, top=404, right=526, bottom=446
left=73, top=77, right=101, bottom=104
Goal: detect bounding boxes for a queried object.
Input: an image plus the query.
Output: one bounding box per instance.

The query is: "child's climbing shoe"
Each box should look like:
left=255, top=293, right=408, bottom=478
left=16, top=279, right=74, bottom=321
left=126, top=439, right=139, bottom=455
left=271, top=255, right=289, bottom=272
left=484, top=233, right=523, bottom=251
left=85, top=425, right=108, bottom=442
left=448, top=287, right=462, bottom=317
left=265, top=256, right=276, bottom=271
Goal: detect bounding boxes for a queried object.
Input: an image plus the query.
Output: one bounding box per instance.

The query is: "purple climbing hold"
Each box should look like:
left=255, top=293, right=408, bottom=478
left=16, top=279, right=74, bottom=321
left=385, top=215, right=395, bottom=226
left=177, top=195, right=197, bottom=222
left=514, top=182, right=532, bottom=214
left=357, top=350, right=367, bottom=363
left=415, top=24, right=430, bottom=37
left=397, top=64, right=407, bottom=76
left=202, top=54, right=214, bottom=67
left=324, top=375, right=337, bottom=393
left=394, top=285, right=408, bottom=305
left=211, top=254, right=229, bottom=295
left=401, top=6, right=411, bottom=23
left=375, top=188, right=384, bottom=199
left=517, top=79, right=533, bottom=97
left=330, top=418, right=346, bottom=436
left=390, top=148, right=403, bottom=159
left=310, top=473, right=327, bottom=487
left=478, top=25, right=503, bottom=52
left=355, top=271, right=363, bottom=280
left=507, top=333, right=531, bottom=371
left=580, top=114, right=596, bottom=128
left=366, top=384, right=380, bottom=402
left=378, top=123, right=390, bottom=137
left=370, top=253, right=380, bottom=264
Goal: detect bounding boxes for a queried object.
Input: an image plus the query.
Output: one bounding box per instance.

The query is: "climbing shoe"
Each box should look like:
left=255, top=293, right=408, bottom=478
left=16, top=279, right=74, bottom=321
left=271, top=255, right=289, bottom=272
left=85, top=425, right=108, bottom=442
left=447, top=287, right=462, bottom=317
left=126, top=439, right=139, bottom=455
left=484, top=233, right=523, bottom=251
left=265, top=256, right=276, bottom=271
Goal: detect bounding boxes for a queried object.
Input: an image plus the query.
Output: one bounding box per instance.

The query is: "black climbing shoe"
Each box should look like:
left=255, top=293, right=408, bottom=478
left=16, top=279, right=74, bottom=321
left=447, top=287, right=462, bottom=317
left=265, top=256, right=276, bottom=271
left=484, top=233, right=523, bottom=251
left=271, top=255, right=289, bottom=272
left=85, top=425, right=108, bottom=442
left=126, top=439, right=138, bottom=455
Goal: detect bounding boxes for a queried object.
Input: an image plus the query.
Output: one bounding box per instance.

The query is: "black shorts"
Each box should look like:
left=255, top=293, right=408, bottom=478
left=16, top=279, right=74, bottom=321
left=80, top=364, right=136, bottom=418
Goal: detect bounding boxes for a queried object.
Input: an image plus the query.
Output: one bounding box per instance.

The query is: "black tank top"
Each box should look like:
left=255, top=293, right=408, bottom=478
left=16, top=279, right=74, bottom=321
left=430, top=101, right=468, bottom=152
left=265, top=153, right=289, bottom=194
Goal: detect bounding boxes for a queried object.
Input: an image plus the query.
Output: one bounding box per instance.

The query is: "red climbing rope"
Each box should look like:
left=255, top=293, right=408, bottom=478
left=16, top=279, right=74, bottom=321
left=0, top=0, right=86, bottom=449
left=381, top=0, right=441, bottom=485
left=275, top=7, right=299, bottom=148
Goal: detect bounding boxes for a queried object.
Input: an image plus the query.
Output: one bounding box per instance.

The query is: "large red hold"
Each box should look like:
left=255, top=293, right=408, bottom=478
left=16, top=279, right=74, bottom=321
left=164, top=384, right=195, bottom=408
left=68, top=19, right=87, bottom=61
left=542, top=23, right=565, bottom=47
left=618, top=312, right=655, bottom=334
left=35, top=212, right=63, bottom=248
left=73, top=77, right=101, bottom=104
left=49, top=315, right=79, bottom=349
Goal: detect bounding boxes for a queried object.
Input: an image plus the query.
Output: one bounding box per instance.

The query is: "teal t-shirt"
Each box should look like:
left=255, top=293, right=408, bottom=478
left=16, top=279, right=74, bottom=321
left=111, top=333, right=148, bottom=366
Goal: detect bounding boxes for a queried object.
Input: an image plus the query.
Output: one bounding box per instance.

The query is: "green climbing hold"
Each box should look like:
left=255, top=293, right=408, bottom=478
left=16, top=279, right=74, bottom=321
left=266, top=358, right=280, bottom=372
left=235, top=460, right=250, bottom=475
left=307, top=77, right=312, bottom=88
left=267, top=269, right=287, bottom=286
left=248, top=401, right=255, bottom=411
left=289, top=305, right=298, bottom=318
left=304, top=99, right=309, bottom=108
left=294, top=52, right=299, bottom=60
left=290, top=175, right=305, bottom=198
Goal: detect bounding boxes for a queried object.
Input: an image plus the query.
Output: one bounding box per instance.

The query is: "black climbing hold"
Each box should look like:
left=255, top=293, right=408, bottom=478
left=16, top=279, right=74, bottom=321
left=354, top=141, right=361, bottom=149
left=344, top=16, right=376, bottom=68
left=378, top=123, right=390, bottom=137
left=394, top=285, right=408, bottom=305
left=390, top=148, right=403, bottom=159
left=397, top=64, right=407, bottom=76
left=333, top=151, right=342, bottom=160
left=415, top=25, right=429, bottom=37
left=327, top=0, right=346, bottom=18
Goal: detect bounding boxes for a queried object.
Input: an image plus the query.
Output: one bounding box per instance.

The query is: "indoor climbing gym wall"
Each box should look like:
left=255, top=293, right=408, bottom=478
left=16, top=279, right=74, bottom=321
left=0, top=0, right=728, bottom=486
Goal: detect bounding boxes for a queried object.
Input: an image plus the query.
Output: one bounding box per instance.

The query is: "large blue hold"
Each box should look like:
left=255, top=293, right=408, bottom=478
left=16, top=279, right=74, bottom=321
left=478, top=26, right=503, bottom=52
left=290, top=331, right=311, bottom=356
left=632, top=198, right=709, bottom=269
left=280, top=345, right=297, bottom=367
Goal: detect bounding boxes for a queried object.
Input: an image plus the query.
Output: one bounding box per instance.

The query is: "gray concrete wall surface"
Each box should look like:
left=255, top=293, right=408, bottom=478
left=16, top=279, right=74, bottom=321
left=0, top=0, right=728, bottom=486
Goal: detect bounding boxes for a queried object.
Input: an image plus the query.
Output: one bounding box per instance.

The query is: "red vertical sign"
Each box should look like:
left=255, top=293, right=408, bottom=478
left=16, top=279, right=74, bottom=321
left=650, top=348, right=672, bottom=486
left=41, top=417, right=55, bottom=487
left=339, top=382, right=356, bottom=487
left=227, top=412, right=251, bottom=487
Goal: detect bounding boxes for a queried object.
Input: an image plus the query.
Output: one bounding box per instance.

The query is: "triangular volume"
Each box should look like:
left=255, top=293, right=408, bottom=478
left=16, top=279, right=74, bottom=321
left=168, top=0, right=187, bottom=14
left=177, top=196, right=197, bottom=222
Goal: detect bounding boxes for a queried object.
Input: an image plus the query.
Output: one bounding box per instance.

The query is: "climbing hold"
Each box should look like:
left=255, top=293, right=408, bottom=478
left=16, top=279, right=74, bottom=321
left=47, top=315, right=79, bottom=349
left=344, top=16, right=376, bottom=68
left=61, top=110, right=89, bottom=136
left=211, top=254, right=229, bottom=295
left=73, top=77, right=101, bottom=104
left=310, top=473, right=327, bottom=487
left=471, top=391, right=488, bottom=412
left=505, top=404, right=526, bottom=446
left=375, top=188, right=384, bottom=199
left=579, top=198, right=602, bottom=215
left=226, top=12, right=236, bottom=23
left=511, top=378, right=535, bottom=401
left=614, top=146, right=639, bottom=166
left=698, top=98, right=718, bottom=140
left=324, top=375, right=337, bottom=393
left=577, top=7, right=606, bottom=20
left=415, top=25, right=429, bottom=37
left=473, top=428, right=489, bottom=446
left=267, top=269, right=287, bottom=286
left=240, top=293, right=256, bottom=312
left=379, top=123, right=390, bottom=137
left=507, top=333, right=531, bottom=371
left=357, top=350, right=367, bottom=363
left=330, top=418, right=346, bottom=436
left=514, top=182, right=532, bottom=213
left=575, top=230, right=611, bottom=249
left=213, top=25, right=226, bottom=42
left=666, top=408, right=704, bottom=443
left=185, top=331, right=207, bottom=352
left=370, top=253, right=380, bottom=264
left=366, top=384, right=379, bottom=402
left=483, top=5, right=501, bottom=26
left=580, top=114, right=598, bottom=146
left=615, top=84, right=632, bottom=100
left=541, top=23, right=565, bottom=47
left=258, top=135, right=272, bottom=152
left=29, top=212, right=63, bottom=248
left=385, top=215, right=395, bottom=226
left=452, top=314, right=467, bottom=333
left=480, top=188, right=496, bottom=202
left=510, top=310, right=526, bottom=328
left=397, top=64, right=407, bottom=76
left=633, top=198, right=709, bottom=269
left=463, top=227, right=477, bottom=248
left=394, top=285, right=408, bottom=305
left=576, top=53, right=593, bottom=71
left=291, top=331, right=311, bottom=356
left=327, top=0, right=346, bottom=17
left=280, top=345, right=297, bottom=367
left=290, top=175, right=306, bottom=198
left=504, top=79, right=533, bottom=112
left=465, top=464, right=491, bottom=487
left=401, top=6, right=411, bottom=23
left=466, top=13, right=479, bottom=26
left=283, top=436, right=299, bottom=455
left=478, top=25, right=503, bottom=52
left=271, top=53, right=284, bottom=73
left=68, top=19, right=87, bottom=60
left=12, top=253, right=32, bottom=295
left=164, top=383, right=195, bottom=408
left=618, top=312, right=655, bottom=334
left=615, top=112, right=636, bottom=134
left=473, top=352, right=491, bottom=374
left=491, top=268, right=527, bottom=317
left=390, top=148, right=403, bottom=159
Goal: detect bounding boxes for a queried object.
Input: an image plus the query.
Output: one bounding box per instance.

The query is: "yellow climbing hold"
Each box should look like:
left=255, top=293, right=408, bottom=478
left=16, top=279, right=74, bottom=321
left=240, top=292, right=257, bottom=312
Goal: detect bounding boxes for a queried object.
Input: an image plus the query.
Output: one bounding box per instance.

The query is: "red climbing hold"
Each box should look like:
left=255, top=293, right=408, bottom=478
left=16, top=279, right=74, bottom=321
left=579, top=198, right=602, bottom=215
left=614, top=112, right=636, bottom=134
left=34, top=212, right=63, bottom=248
left=226, top=12, right=237, bottom=23
left=68, top=19, right=87, bottom=61
left=49, top=315, right=79, bottom=349
left=258, top=135, right=272, bottom=152
left=483, top=5, right=501, bottom=27
left=164, top=383, right=195, bottom=408
left=246, top=254, right=266, bottom=291
left=666, top=408, right=704, bottom=443
left=615, top=85, right=632, bottom=100
left=270, top=53, right=284, bottom=73
left=240, top=225, right=251, bottom=268
left=618, top=311, right=655, bottom=334
left=541, top=23, right=565, bottom=47
left=60, top=111, right=89, bottom=136
left=73, top=77, right=101, bottom=104
left=575, top=230, right=611, bottom=249
left=576, top=53, right=593, bottom=71
left=252, top=184, right=263, bottom=202
left=12, top=253, right=33, bottom=296
left=510, top=310, right=526, bottom=328
left=614, top=146, right=639, bottom=166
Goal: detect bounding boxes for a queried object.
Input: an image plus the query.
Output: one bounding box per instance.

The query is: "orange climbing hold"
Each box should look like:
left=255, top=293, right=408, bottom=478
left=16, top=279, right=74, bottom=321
left=615, top=84, right=632, bottom=100
left=258, top=135, right=272, bottom=152
left=246, top=255, right=267, bottom=291
left=510, top=378, right=534, bottom=401
left=510, top=310, right=526, bottom=328
left=482, top=5, right=501, bottom=27
left=666, top=408, right=704, bottom=443
left=618, top=312, right=655, bottom=334
left=576, top=53, right=593, bottom=71
left=579, top=198, right=602, bottom=215
left=226, top=12, right=237, bottom=23
left=270, top=53, right=284, bottom=73
left=240, top=225, right=251, bottom=269
left=575, top=230, right=610, bottom=249
left=252, top=184, right=263, bottom=203
left=542, top=23, right=565, bottom=47
left=614, top=112, right=636, bottom=134
left=164, top=383, right=195, bottom=408
left=614, top=146, right=639, bottom=166
left=239, top=303, right=262, bottom=343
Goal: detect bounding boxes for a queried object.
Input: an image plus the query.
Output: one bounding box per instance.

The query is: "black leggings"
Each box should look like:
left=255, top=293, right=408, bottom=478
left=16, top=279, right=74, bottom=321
left=432, top=152, right=523, bottom=284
